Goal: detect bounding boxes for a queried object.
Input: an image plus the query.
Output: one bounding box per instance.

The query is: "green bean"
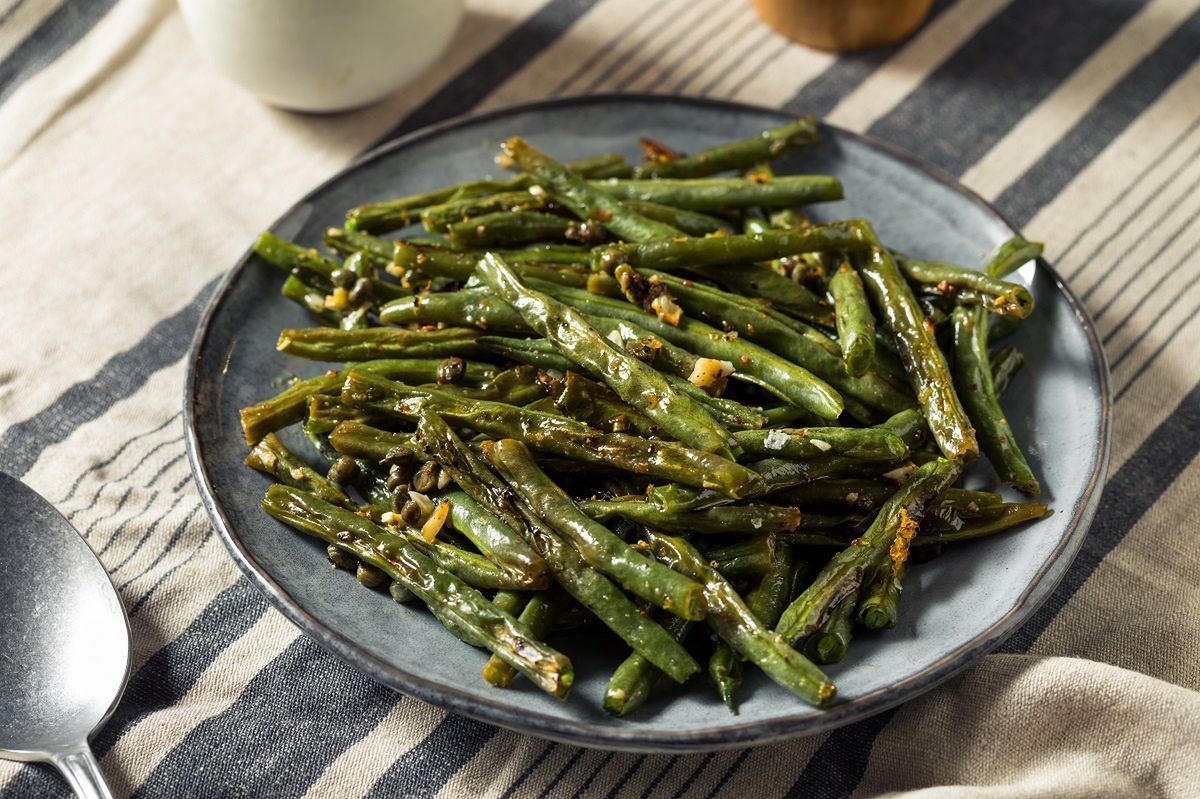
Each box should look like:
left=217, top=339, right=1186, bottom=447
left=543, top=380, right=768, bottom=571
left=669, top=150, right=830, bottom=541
left=447, top=211, right=573, bottom=249
left=420, top=191, right=551, bottom=232
left=829, top=261, right=876, bottom=376
left=379, top=290, right=530, bottom=333
left=687, top=264, right=834, bottom=328
left=622, top=200, right=735, bottom=235
left=442, top=489, right=546, bottom=579
left=477, top=253, right=736, bottom=456
left=951, top=306, right=1039, bottom=494
left=806, top=588, right=859, bottom=664
left=579, top=499, right=801, bottom=535
left=990, top=345, right=1024, bottom=397
left=594, top=221, right=867, bottom=272
left=551, top=371, right=661, bottom=437
left=857, top=559, right=904, bottom=631
left=327, top=421, right=420, bottom=464
left=710, top=541, right=796, bottom=711
left=478, top=335, right=577, bottom=372
left=484, top=590, right=567, bottom=688
left=276, top=326, right=482, bottom=361
left=400, top=527, right=548, bottom=591
left=593, top=175, right=843, bottom=211
left=643, top=530, right=835, bottom=706
left=502, top=137, right=681, bottom=242
left=632, top=118, right=819, bottom=179
left=244, top=433, right=354, bottom=509
left=254, top=231, right=408, bottom=301
left=706, top=534, right=775, bottom=581
left=261, top=484, right=572, bottom=698
left=851, top=220, right=977, bottom=461
left=240, top=372, right=341, bottom=445
left=731, top=426, right=908, bottom=461
left=413, top=409, right=700, bottom=682
left=897, top=256, right=1034, bottom=320
left=537, top=283, right=849, bottom=418
left=485, top=438, right=707, bottom=619
left=281, top=274, right=340, bottom=325
left=604, top=614, right=694, bottom=716
left=345, top=152, right=631, bottom=234
left=914, top=501, right=1050, bottom=544
left=342, top=370, right=766, bottom=498
left=616, top=265, right=869, bottom=419
left=983, top=236, right=1043, bottom=278
left=775, top=458, right=959, bottom=644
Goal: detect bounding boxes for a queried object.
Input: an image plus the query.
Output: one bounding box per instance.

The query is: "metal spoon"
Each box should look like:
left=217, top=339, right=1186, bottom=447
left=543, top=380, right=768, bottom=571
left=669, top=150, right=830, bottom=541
left=0, top=471, right=129, bottom=799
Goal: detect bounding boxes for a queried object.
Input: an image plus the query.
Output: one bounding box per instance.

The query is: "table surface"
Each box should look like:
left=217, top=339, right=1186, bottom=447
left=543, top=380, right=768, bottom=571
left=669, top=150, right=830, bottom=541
left=0, top=0, right=1198, bottom=797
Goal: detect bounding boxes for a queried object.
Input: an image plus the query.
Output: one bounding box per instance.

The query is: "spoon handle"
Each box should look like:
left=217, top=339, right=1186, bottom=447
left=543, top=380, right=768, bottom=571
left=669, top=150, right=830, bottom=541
left=51, top=746, right=114, bottom=799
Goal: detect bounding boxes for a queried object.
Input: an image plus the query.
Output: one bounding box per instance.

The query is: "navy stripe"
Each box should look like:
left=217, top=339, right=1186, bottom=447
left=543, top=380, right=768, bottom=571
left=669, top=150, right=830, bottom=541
left=538, top=747, right=587, bottom=798
left=80, top=485, right=133, bottom=542
left=1114, top=309, right=1200, bottom=403
left=1091, top=179, right=1200, bottom=323
left=1099, top=216, right=1200, bottom=334
left=784, top=710, right=894, bottom=798
left=1108, top=266, right=1200, bottom=370
left=1057, top=113, right=1200, bottom=271
left=580, top=0, right=718, bottom=94
left=549, top=0, right=683, bottom=97
left=613, top=0, right=744, bottom=93
left=96, top=489, right=160, bottom=558
left=367, top=714, right=498, bottom=799
left=1081, top=174, right=1200, bottom=306
left=133, top=636, right=396, bottom=799
left=783, top=0, right=958, bottom=119
left=58, top=412, right=180, bottom=504
left=636, top=759, right=676, bottom=799
left=603, top=756, right=647, bottom=799
left=68, top=437, right=181, bottom=523
left=0, top=579, right=270, bottom=799
left=500, top=741, right=556, bottom=799
left=116, top=502, right=203, bottom=592
left=572, top=751, right=616, bottom=797
left=0, top=0, right=117, bottom=107
left=0, top=0, right=32, bottom=30
left=105, top=491, right=174, bottom=570
left=1000, top=378, right=1200, bottom=650
left=867, top=0, right=1148, bottom=176
left=672, top=753, right=716, bottom=799
left=371, top=0, right=598, bottom=147
left=128, top=523, right=215, bottom=617
left=667, top=12, right=762, bottom=94
left=994, top=9, right=1200, bottom=228
left=701, top=750, right=749, bottom=799
left=0, top=277, right=218, bottom=477
left=704, top=37, right=788, bottom=98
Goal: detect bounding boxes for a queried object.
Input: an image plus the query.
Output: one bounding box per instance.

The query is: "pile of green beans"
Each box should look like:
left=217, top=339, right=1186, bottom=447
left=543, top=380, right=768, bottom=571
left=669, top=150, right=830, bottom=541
left=242, top=119, right=1050, bottom=715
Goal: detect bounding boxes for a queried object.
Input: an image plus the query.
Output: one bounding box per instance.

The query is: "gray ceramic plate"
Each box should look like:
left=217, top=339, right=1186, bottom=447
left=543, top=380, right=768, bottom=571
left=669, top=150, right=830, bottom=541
left=185, top=95, right=1110, bottom=752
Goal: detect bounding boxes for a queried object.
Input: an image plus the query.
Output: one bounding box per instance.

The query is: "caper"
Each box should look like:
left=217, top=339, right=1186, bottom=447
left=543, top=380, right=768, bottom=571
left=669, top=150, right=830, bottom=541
left=411, top=461, right=440, bottom=494
left=389, top=581, right=415, bottom=604
left=348, top=277, right=373, bottom=305
left=327, top=455, right=359, bottom=485
left=356, top=562, right=386, bottom=588
left=326, top=544, right=357, bottom=571
left=436, top=356, right=466, bottom=384
left=330, top=268, right=355, bottom=288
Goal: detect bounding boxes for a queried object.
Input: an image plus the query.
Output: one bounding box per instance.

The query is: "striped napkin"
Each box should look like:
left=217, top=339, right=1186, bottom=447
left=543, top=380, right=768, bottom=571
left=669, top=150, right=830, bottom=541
left=1, top=0, right=1199, bottom=796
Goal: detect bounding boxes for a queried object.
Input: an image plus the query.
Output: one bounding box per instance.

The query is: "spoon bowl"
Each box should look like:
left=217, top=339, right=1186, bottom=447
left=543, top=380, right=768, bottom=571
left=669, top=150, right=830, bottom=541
left=0, top=471, right=129, bottom=799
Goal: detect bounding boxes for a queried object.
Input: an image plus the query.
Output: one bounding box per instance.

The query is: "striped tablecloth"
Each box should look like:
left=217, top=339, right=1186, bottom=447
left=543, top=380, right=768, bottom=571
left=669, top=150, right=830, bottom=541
left=2, top=0, right=1199, bottom=796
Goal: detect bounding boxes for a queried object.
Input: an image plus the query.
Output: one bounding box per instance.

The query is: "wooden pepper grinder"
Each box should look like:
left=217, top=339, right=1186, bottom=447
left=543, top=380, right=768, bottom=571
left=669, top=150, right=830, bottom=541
left=750, top=0, right=934, bottom=52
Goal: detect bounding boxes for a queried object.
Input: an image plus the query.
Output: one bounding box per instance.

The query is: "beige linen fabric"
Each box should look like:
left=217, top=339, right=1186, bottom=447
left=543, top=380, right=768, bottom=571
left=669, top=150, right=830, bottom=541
left=0, top=0, right=1197, bottom=796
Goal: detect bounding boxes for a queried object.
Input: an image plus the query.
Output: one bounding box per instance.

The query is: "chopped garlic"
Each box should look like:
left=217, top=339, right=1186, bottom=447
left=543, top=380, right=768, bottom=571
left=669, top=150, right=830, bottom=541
left=810, top=438, right=832, bottom=453
left=763, top=429, right=790, bottom=451
left=882, top=463, right=916, bottom=483
left=420, top=500, right=450, bottom=542
left=687, top=357, right=735, bottom=390
left=650, top=294, right=683, bottom=326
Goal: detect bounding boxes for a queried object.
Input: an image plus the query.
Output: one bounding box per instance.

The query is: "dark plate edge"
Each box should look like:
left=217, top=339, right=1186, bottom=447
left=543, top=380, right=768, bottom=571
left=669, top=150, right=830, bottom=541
left=182, top=93, right=1113, bottom=753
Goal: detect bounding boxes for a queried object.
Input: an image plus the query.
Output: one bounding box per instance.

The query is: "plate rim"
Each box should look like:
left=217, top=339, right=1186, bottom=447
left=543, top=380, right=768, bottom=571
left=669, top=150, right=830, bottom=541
left=183, top=92, right=1112, bottom=752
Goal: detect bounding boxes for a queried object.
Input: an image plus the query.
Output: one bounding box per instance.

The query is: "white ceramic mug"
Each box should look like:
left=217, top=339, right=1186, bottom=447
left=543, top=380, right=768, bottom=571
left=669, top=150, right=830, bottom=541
left=179, top=0, right=465, bottom=113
